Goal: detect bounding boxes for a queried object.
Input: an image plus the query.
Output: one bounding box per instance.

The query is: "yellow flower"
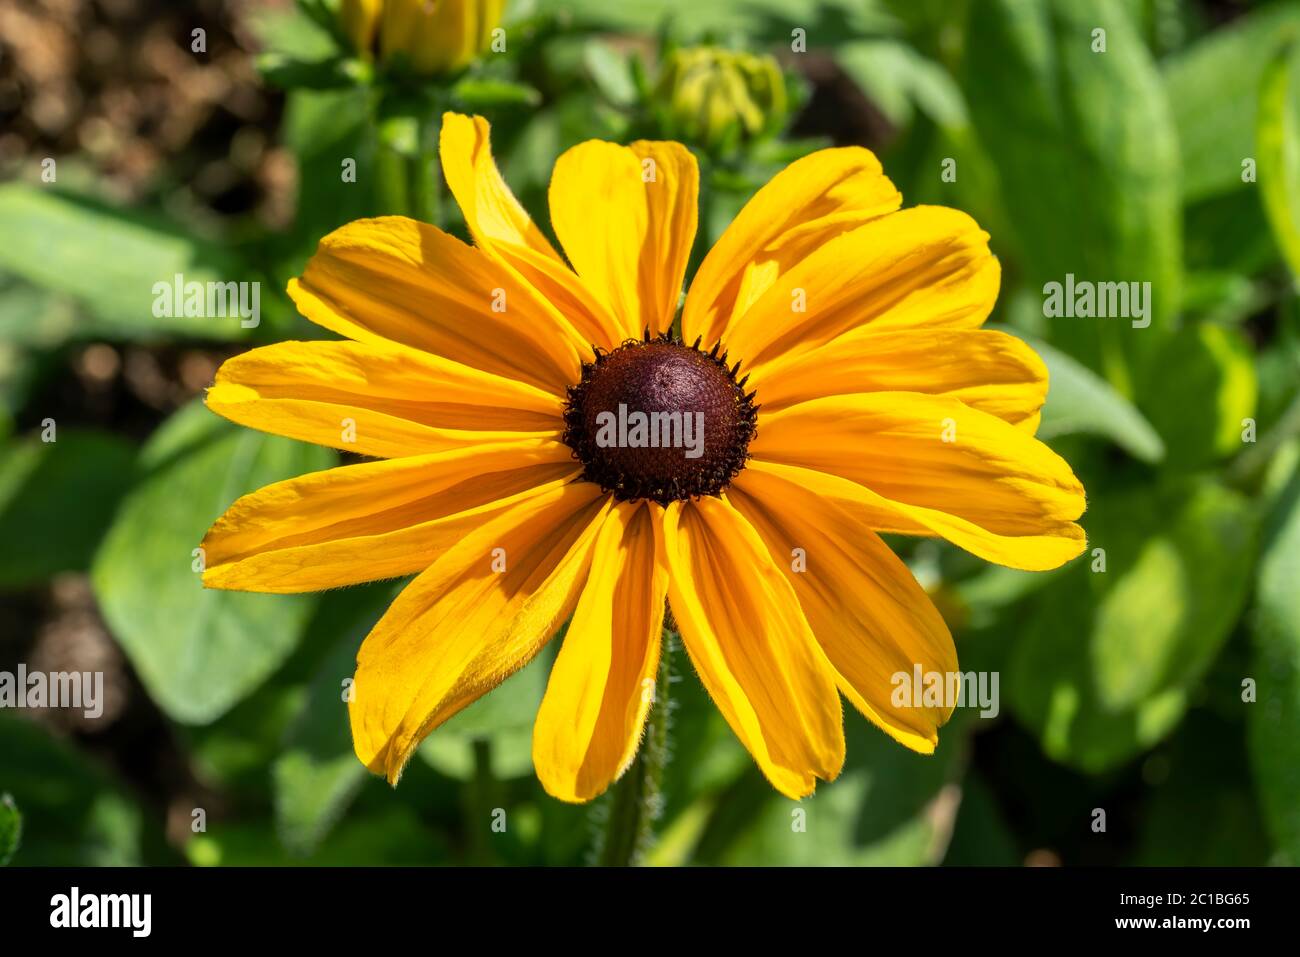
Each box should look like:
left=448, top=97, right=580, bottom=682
left=201, top=113, right=1086, bottom=802
left=655, top=47, right=788, bottom=153
left=341, top=0, right=505, bottom=76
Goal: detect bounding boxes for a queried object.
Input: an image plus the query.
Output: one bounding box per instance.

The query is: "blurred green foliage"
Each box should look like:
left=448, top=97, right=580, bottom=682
left=1, top=0, right=1298, bottom=867
left=92, top=400, right=331, bottom=723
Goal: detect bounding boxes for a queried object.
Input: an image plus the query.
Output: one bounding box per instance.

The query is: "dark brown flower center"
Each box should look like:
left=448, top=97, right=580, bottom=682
left=563, top=333, right=757, bottom=505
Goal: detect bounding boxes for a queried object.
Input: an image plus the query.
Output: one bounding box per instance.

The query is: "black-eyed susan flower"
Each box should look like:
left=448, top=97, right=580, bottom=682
left=341, top=0, right=505, bottom=76
left=200, top=112, right=1086, bottom=802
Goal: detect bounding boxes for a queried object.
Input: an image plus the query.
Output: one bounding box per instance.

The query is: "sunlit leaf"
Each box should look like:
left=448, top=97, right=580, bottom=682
left=92, top=400, right=331, bottom=724
left=1025, top=334, right=1165, bottom=463
left=964, top=0, right=1181, bottom=378
left=691, top=718, right=968, bottom=866
left=0, top=186, right=255, bottom=341
left=1249, top=463, right=1300, bottom=863
left=452, top=78, right=543, bottom=110
left=1164, top=3, right=1300, bottom=204
left=1138, top=322, right=1257, bottom=470
left=1009, top=479, right=1258, bottom=772
left=1257, top=41, right=1300, bottom=281
left=838, top=38, right=966, bottom=129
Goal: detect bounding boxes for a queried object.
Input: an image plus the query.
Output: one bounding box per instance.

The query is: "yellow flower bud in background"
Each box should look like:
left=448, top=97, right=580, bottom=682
left=340, top=0, right=383, bottom=59
left=654, top=47, right=788, bottom=154
left=340, top=0, right=506, bottom=77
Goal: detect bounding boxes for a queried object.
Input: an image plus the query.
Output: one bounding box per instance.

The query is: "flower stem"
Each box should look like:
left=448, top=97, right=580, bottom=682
left=373, top=91, right=445, bottom=226
left=597, top=612, right=675, bottom=867
left=465, top=737, right=496, bottom=865
left=374, top=122, right=411, bottom=217
left=411, top=105, right=444, bottom=227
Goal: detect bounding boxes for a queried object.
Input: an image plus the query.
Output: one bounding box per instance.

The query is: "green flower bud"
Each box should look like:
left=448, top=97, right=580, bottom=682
left=654, top=47, right=788, bottom=154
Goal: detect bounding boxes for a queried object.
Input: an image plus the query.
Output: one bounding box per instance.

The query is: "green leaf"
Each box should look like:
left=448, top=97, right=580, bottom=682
left=1181, top=271, right=1269, bottom=326
left=1164, top=3, right=1300, bottom=204
left=941, top=774, right=1019, bottom=866
left=186, top=808, right=449, bottom=866
left=1257, top=41, right=1300, bottom=281
left=294, top=0, right=345, bottom=38
left=92, top=400, right=332, bottom=724
left=964, top=0, right=1182, bottom=376
left=660, top=646, right=751, bottom=813
left=186, top=682, right=306, bottom=796
left=0, top=275, right=78, bottom=348
left=0, top=186, right=254, bottom=341
left=451, top=78, right=543, bottom=110
left=273, top=585, right=395, bottom=855
left=1135, top=711, right=1271, bottom=866
left=1009, top=479, right=1258, bottom=772
left=0, top=345, right=31, bottom=439
left=529, top=0, right=890, bottom=41
left=0, top=794, right=21, bottom=866
left=249, top=1, right=342, bottom=61
left=837, top=39, right=967, bottom=129
left=1092, top=483, right=1258, bottom=704
left=274, top=748, right=365, bottom=857
left=281, top=87, right=374, bottom=259
left=0, top=714, right=144, bottom=865
left=583, top=40, right=638, bottom=107
left=1137, top=322, right=1258, bottom=470
left=0, top=430, right=137, bottom=587
left=258, top=53, right=369, bottom=90
left=1184, top=189, right=1282, bottom=278
left=1025, top=334, right=1165, bottom=463
left=1249, top=463, right=1300, bottom=863
left=696, top=718, right=966, bottom=866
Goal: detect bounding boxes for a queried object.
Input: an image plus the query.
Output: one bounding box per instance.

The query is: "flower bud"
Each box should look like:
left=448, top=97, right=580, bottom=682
left=654, top=47, right=788, bottom=154
left=341, top=0, right=505, bottom=77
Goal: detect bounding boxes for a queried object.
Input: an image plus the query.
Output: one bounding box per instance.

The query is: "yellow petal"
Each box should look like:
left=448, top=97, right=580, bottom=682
left=350, top=481, right=611, bottom=783
left=202, top=440, right=577, bottom=594
left=440, top=112, right=626, bottom=351
left=755, top=328, right=1046, bottom=431
left=723, top=206, right=1000, bottom=376
left=340, top=0, right=382, bottom=56
left=730, top=467, right=957, bottom=753
left=288, top=215, right=587, bottom=395
left=439, top=112, right=562, bottom=261
left=533, top=501, right=668, bottom=802
left=661, top=496, right=844, bottom=799
left=205, top=338, right=565, bottom=457
left=549, top=140, right=698, bottom=339
left=751, top=395, right=1087, bottom=571
left=682, top=146, right=901, bottom=349
left=474, top=0, right=507, bottom=54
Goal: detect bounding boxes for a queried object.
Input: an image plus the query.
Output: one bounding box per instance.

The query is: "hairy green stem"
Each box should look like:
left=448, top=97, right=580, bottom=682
left=465, top=737, right=496, bottom=865
left=598, top=611, right=675, bottom=867
left=373, top=93, right=445, bottom=226
left=412, top=106, right=444, bottom=227
left=374, top=129, right=411, bottom=217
